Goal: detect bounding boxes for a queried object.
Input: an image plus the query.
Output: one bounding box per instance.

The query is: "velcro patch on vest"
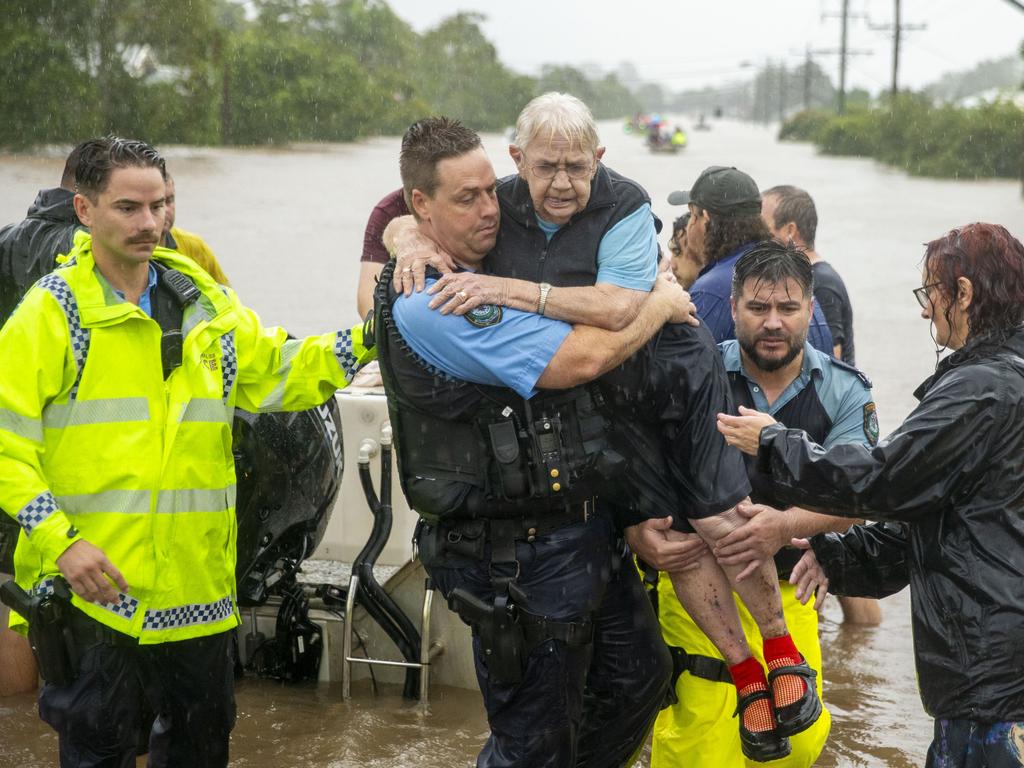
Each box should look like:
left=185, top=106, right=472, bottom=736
left=863, top=402, right=879, bottom=445
left=465, top=304, right=503, bottom=328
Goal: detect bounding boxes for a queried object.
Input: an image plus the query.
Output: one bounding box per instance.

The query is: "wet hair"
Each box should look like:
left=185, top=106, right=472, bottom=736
left=762, top=185, right=818, bottom=249
left=513, top=92, right=600, bottom=155
left=399, top=117, right=482, bottom=213
left=74, top=136, right=166, bottom=200
left=731, top=239, right=814, bottom=301
left=702, top=209, right=773, bottom=266
left=923, top=223, right=1024, bottom=342
left=60, top=139, right=94, bottom=190
left=672, top=212, right=691, bottom=238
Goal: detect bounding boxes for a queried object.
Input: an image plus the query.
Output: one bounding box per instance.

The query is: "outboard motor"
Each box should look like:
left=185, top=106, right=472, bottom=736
left=232, top=400, right=344, bottom=606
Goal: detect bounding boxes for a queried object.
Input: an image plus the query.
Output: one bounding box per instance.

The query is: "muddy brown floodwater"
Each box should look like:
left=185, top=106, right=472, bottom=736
left=1, top=117, right=1021, bottom=767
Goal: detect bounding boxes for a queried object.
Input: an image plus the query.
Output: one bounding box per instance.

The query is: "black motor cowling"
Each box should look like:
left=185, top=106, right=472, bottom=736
left=232, top=400, right=344, bottom=606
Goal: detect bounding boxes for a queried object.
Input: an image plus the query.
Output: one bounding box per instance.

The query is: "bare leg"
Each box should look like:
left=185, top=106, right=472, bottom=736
left=666, top=549, right=751, bottom=665
left=688, top=508, right=787, bottom=640
left=838, top=596, right=882, bottom=625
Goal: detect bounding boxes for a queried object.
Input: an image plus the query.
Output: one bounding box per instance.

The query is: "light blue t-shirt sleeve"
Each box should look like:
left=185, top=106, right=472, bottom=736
left=819, top=364, right=875, bottom=449
left=594, top=203, right=658, bottom=291
left=392, top=280, right=572, bottom=399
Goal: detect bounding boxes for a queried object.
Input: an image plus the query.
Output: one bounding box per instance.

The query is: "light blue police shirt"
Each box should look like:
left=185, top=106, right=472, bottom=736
left=720, top=339, right=875, bottom=447
left=110, top=263, right=159, bottom=317
left=535, top=203, right=658, bottom=291
left=393, top=276, right=572, bottom=399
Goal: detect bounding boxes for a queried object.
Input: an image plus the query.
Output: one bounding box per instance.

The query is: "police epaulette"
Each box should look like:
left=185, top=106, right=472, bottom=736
left=828, top=356, right=873, bottom=388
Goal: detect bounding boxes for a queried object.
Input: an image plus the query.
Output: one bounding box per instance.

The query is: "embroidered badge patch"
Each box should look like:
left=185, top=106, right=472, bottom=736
left=465, top=304, right=503, bottom=328
left=863, top=402, right=879, bottom=445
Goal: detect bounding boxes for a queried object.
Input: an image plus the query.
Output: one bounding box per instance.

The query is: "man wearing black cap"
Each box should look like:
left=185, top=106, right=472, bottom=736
left=668, top=166, right=833, bottom=353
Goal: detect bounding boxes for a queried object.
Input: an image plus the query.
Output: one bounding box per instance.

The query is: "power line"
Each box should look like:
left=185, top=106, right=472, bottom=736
left=867, top=0, right=927, bottom=95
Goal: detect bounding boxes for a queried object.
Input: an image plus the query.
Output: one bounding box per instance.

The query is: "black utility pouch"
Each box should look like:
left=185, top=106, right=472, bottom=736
left=488, top=420, right=530, bottom=499
left=0, top=578, right=78, bottom=686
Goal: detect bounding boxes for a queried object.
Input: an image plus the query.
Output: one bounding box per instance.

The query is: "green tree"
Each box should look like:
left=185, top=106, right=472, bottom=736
left=413, top=13, right=534, bottom=131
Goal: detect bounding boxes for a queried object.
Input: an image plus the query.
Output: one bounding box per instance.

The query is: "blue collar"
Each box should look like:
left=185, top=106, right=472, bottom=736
left=721, top=340, right=826, bottom=413
left=111, top=263, right=159, bottom=317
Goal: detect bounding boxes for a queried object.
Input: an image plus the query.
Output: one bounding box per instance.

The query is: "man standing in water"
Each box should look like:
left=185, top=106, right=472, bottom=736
left=759, top=183, right=881, bottom=628
left=651, top=241, right=879, bottom=768
left=0, top=136, right=375, bottom=767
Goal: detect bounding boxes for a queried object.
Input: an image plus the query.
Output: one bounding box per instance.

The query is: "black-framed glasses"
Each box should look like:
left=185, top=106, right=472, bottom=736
left=523, top=153, right=594, bottom=180
left=913, top=282, right=940, bottom=308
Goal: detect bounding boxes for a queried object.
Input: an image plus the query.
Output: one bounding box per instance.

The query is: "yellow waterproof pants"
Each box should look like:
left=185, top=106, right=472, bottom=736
left=651, top=578, right=831, bottom=768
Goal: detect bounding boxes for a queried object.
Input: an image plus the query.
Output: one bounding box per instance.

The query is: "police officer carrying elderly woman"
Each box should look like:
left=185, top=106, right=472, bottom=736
left=377, top=94, right=829, bottom=767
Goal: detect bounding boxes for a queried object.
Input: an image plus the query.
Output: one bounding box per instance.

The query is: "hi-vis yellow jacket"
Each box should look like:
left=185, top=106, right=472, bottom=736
left=0, top=231, right=374, bottom=643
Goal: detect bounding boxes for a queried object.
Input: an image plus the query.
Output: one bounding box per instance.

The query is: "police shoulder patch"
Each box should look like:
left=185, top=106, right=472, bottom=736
left=863, top=401, right=879, bottom=445
left=465, top=304, right=503, bottom=328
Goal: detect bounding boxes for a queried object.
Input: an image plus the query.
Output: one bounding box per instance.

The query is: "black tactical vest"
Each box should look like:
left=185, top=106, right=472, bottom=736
left=729, top=371, right=833, bottom=577
left=374, top=262, right=614, bottom=524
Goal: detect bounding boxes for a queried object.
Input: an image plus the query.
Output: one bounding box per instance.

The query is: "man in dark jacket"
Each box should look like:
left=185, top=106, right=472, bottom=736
left=0, top=141, right=89, bottom=697
left=0, top=142, right=87, bottom=326
left=719, top=222, right=1024, bottom=767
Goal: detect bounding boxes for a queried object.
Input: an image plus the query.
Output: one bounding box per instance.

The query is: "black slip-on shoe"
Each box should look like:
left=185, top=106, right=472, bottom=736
left=735, top=688, right=792, bottom=763
left=768, top=658, right=822, bottom=738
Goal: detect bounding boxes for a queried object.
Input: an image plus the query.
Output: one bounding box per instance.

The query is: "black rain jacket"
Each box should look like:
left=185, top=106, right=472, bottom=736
left=757, top=325, right=1024, bottom=722
left=0, top=187, right=82, bottom=324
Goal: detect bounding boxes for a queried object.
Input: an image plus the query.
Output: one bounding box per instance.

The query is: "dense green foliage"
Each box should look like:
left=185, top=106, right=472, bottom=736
left=0, top=0, right=648, bottom=148
left=779, top=95, right=1024, bottom=180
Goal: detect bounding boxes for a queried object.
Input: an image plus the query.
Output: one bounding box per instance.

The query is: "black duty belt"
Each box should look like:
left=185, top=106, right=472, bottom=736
left=67, top=607, right=139, bottom=648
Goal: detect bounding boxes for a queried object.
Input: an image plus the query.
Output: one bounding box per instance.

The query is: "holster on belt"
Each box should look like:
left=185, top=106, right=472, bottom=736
left=0, top=577, right=79, bottom=686
left=448, top=587, right=525, bottom=685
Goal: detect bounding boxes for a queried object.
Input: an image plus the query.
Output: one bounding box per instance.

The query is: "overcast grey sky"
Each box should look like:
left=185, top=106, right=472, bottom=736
left=385, top=0, right=1024, bottom=93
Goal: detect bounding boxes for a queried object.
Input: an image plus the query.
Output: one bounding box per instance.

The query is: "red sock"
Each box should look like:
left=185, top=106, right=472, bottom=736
left=762, top=633, right=807, bottom=707
left=729, top=656, right=773, bottom=733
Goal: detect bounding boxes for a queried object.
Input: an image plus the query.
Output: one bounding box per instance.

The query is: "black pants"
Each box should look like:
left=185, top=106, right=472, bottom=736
left=421, top=512, right=672, bottom=768
left=38, top=611, right=235, bottom=768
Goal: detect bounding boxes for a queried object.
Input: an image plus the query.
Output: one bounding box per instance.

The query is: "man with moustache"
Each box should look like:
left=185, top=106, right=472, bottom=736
left=0, top=136, right=375, bottom=767
left=651, top=241, right=879, bottom=768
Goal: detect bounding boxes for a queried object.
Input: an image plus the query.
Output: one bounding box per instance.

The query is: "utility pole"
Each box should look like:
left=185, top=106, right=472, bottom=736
left=868, top=0, right=926, bottom=97
left=803, top=46, right=812, bottom=111
left=820, top=0, right=871, bottom=114
left=839, top=0, right=850, bottom=113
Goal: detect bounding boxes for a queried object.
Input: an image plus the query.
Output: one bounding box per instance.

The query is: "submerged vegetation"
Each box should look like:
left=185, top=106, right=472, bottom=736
left=780, top=95, right=1024, bottom=180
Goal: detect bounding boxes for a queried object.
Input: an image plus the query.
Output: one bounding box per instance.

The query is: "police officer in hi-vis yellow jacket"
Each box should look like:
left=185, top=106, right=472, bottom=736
left=0, top=137, right=374, bottom=767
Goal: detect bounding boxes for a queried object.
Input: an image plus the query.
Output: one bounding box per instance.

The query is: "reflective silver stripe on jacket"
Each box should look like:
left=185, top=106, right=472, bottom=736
left=55, top=486, right=236, bottom=515
left=155, top=486, right=235, bottom=514
left=0, top=408, right=43, bottom=443
left=180, top=398, right=232, bottom=424
left=16, top=491, right=59, bottom=535
left=141, top=595, right=235, bottom=631
left=38, top=273, right=90, bottom=400
left=256, top=339, right=304, bottom=412
left=220, top=331, right=237, bottom=402
left=42, top=397, right=149, bottom=430
left=333, top=328, right=358, bottom=384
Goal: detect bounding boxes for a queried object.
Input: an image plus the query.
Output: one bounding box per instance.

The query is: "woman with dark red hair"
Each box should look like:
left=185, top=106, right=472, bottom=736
left=717, top=223, right=1024, bottom=767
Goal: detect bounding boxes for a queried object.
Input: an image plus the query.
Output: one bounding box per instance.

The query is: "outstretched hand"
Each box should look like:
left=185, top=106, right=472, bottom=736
left=717, top=405, right=776, bottom=455
left=56, top=539, right=129, bottom=605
